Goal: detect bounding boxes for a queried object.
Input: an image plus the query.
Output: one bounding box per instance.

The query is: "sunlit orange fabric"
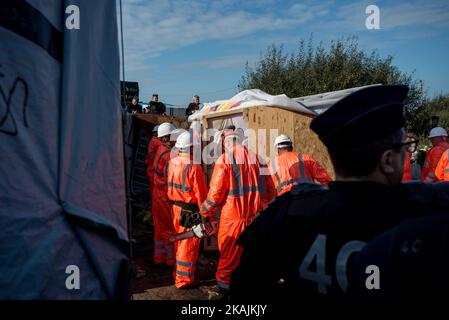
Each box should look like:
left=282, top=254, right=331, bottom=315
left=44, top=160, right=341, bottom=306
left=402, top=151, right=412, bottom=182
left=200, top=144, right=263, bottom=289
left=259, top=162, right=276, bottom=210
left=151, top=143, right=176, bottom=266
left=269, top=151, right=331, bottom=196
left=167, top=153, right=208, bottom=288
left=422, top=141, right=449, bottom=182
left=146, top=137, right=162, bottom=192
left=435, top=149, right=449, bottom=181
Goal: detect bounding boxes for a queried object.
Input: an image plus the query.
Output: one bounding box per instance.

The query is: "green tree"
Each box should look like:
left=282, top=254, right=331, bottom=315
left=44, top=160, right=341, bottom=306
left=239, top=35, right=423, bottom=133
left=411, top=94, right=449, bottom=147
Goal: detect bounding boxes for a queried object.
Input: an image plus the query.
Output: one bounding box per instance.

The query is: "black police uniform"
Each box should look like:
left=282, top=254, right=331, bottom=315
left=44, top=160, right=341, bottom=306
left=229, top=85, right=449, bottom=303
left=230, top=181, right=449, bottom=302
left=349, top=200, right=449, bottom=303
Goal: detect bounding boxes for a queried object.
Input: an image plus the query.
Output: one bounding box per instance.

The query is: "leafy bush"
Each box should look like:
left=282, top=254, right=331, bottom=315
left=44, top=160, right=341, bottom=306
left=239, top=35, right=430, bottom=134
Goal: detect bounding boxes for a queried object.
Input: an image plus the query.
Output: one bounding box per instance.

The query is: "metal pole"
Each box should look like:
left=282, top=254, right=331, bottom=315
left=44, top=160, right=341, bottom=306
left=119, top=0, right=126, bottom=106
left=118, top=0, right=133, bottom=260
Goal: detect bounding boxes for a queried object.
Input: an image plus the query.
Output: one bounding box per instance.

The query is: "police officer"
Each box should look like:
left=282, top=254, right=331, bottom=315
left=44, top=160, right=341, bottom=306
left=230, top=85, right=449, bottom=303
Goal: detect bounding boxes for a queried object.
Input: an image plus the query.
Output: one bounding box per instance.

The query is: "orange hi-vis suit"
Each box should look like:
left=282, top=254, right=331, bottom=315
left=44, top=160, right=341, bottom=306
left=258, top=162, right=276, bottom=209
left=152, top=143, right=176, bottom=266
left=422, top=141, right=449, bottom=182
left=270, top=151, right=331, bottom=196
left=402, top=151, right=412, bottom=182
left=435, top=149, right=449, bottom=181
left=200, top=144, right=263, bottom=290
left=167, top=152, right=208, bottom=288
left=146, top=137, right=162, bottom=192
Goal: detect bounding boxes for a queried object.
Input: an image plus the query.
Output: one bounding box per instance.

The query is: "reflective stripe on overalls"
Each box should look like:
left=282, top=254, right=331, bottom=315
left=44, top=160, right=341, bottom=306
left=274, top=152, right=313, bottom=192
left=167, top=163, right=193, bottom=192
left=228, top=152, right=258, bottom=196
left=154, top=150, right=171, bottom=177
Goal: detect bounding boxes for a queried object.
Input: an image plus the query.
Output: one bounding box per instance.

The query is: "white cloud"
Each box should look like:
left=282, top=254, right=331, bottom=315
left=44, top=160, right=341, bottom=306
left=173, top=53, right=259, bottom=70
left=332, top=0, right=449, bottom=32
left=118, top=0, right=332, bottom=71
left=381, top=1, right=449, bottom=29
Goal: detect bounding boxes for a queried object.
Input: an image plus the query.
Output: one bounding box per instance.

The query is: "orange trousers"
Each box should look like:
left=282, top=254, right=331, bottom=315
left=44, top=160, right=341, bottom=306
left=172, top=205, right=201, bottom=288
left=151, top=187, right=175, bottom=266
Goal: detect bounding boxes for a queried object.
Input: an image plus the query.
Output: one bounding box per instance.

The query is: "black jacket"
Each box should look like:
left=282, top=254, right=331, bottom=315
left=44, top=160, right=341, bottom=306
left=230, top=181, right=449, bottom=303
left=126, top=103, right=142, bottom=114
left=186, top=103, right=200, bottom=116
left=146, top=101, right=166, bottom=115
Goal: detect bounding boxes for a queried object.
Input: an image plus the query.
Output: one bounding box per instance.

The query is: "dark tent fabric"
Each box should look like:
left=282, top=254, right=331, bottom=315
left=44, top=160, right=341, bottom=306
left=0, top=0, right=131, bottom=299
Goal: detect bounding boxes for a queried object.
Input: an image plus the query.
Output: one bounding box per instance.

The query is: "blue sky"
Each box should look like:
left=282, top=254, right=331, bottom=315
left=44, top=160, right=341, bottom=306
left=118, top=0, right=449, bottom=107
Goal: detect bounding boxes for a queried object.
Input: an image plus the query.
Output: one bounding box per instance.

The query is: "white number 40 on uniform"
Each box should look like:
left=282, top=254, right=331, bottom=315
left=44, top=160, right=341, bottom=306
left=299, top=234, right=380, bottom=295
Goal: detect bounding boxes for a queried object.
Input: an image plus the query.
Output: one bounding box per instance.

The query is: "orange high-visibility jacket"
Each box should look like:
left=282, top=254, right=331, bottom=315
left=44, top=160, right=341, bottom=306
left=151, top=143, right=176, bottom=266
left=258, top=162, right=276, bottom=210
left=167, top=153, right=208, bottom=212
left=269, top=151, right=331, bottom=196
left=146, top=137, right=162, bottom=191
left=435, top=149, right=449, bottom=181
left=422, top=141, right=449, bottom=182
left=200, top=144, right=263, bottom=289
left=167, top=153, right=208, bottom=288
left=402, top=151, right=412, bottom=182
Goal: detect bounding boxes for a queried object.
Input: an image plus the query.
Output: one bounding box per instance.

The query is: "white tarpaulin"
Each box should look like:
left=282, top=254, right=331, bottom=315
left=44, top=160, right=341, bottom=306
left=0, top=0, right=130, bottom=299
left=293, top=84, right=382, bottom=114
left=188, top=89, right=315, bottom=122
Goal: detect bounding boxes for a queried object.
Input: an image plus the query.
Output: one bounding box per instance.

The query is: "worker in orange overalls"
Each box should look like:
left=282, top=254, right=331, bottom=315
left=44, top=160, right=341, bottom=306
left=258, top=159, right=276, bottom=209
left=402, top=134, right=418, bottom=182
left=145, top=125, right=161, bottom=193
left=151, top=122, right=179, bottom=266
left=269, top=134, right=331, bottom=196
left=200, top=129, right=263, bottom=297
left=422, top=127, right=449, bottom=182
left=402, top=151, right=412, bottom=182
left=435, top=148, right=449, bottom=181
left=167, top=131, right=208, bottom=288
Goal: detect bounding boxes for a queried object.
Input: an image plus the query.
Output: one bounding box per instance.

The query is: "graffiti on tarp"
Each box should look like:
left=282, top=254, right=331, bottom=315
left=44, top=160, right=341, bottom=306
left=0, top=65, right=29, bottom=136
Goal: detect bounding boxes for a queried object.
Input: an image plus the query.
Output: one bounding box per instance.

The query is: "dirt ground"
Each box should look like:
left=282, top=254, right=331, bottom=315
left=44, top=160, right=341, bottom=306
left=130, top=210, right=220, bottom=300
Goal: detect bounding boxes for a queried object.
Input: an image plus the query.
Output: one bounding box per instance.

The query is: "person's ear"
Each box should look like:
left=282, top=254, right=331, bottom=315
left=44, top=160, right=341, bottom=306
left=379, top=149, right=395, bottom=174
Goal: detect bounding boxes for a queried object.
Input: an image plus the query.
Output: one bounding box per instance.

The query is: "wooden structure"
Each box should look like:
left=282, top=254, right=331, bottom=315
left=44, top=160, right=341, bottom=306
left=133, top=114, right=189, bottom=135
left=198, top=105, right=334, bottom=180
left=133, top=106, right=334, bottom=253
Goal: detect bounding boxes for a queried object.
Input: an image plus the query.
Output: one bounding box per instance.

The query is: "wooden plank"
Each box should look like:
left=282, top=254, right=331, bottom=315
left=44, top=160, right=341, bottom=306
left=245, top=105, right=334, bottom=178
left=134, top=114, right=189, bottom=135
left=203, top=108, right=242, bottom=120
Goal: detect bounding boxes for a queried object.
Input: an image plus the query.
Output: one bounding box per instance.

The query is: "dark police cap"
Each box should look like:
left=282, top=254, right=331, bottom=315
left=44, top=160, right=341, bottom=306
left=310, top=85, right=409, bottom=151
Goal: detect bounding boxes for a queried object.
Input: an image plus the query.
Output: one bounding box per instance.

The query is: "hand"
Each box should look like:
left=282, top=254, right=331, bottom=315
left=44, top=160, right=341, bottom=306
left=192, top=224, right=206, bottom=239
left=192, top=220, right=217, bottom=239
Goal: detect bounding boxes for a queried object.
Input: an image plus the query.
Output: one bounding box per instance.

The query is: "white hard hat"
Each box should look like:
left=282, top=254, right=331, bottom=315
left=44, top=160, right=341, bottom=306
left=429, top=127, right=448, bottom=138
left=175, top=131, right=193, bottom=149
left=158, top=122, right=176, bottom=138
left=170, top=128, right=186, bottom=141
left=274, top=134, right=292, bottom=148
